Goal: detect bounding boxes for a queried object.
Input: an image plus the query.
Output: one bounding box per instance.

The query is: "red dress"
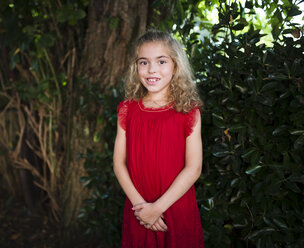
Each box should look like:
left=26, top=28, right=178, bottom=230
left=117, top=99, right=204, bottom=248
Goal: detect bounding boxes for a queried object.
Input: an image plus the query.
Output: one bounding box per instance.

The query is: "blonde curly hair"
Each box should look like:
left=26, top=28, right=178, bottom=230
left=125, top=30, right=202, bottom=113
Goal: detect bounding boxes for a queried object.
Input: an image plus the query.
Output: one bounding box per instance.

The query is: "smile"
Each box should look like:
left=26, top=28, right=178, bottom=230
left=147, top=78, right=160, bottom=82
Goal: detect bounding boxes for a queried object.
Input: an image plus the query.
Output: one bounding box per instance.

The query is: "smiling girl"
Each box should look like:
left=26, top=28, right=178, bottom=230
left=113, top=30, right=205, bottom=248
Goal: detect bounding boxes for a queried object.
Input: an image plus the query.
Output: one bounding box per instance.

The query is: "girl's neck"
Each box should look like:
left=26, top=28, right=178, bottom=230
left=144, top=91, right=169, bottom=102
left=142, top=92, right=170, bottom=108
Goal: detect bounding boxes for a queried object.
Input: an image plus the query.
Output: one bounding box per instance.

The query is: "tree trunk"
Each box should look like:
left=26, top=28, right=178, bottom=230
left=80, top=0, right=149, bottom=90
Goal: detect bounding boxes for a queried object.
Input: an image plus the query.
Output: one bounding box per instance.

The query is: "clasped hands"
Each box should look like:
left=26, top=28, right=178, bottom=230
left=132, top=202, right=168, bottom=232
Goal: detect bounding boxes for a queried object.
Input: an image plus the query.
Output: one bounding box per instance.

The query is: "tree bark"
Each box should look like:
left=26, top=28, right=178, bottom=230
left=80, top=0, right=149, bottom=90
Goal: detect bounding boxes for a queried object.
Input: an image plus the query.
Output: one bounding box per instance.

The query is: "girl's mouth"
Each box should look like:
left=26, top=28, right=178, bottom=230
left=146, top=77, right=160, bottom=85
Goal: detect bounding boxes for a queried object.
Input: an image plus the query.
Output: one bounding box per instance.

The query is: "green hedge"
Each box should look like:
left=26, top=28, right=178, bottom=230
left=195, top=31, right=304, bottom=247
left=78, top=92, right=124, bottom=247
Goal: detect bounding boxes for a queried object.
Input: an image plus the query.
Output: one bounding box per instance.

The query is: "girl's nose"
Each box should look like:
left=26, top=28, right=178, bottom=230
left=148, top=62, right=156, bottom=73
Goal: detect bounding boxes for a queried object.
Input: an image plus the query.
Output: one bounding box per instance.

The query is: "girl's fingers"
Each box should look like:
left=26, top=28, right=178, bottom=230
left=153, top=222, right=164, bottom=232
left=139, top=218, right=167, bottom=232
left=156, top=218, right=168, bottom=231
left=151, top=225, right=158, bottom=231
left=133, top=202, right=146, bottom=208
left=132, top=202, right=147, bottom=211
left=134, top=210, right=142, bottom=217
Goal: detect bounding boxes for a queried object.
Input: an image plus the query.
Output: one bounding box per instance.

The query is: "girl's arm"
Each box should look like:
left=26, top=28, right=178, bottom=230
left=114, top=120, right=168, bottom=232
left=113, top=120, right=146, bottom=206
left=134, top=110, right=202, bottom=226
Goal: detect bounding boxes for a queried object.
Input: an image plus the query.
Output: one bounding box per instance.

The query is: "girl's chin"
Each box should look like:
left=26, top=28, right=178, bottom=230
left=142, top=84, right=157, bottom=90
left=146, top=83, right=157, bottom=87
left=141, top=82, right=170, bottom=94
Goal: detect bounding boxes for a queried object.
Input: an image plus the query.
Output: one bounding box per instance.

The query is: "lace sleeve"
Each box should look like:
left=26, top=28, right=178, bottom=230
left=185, top=107, right=201, bottom=138
left=117, top=100, right=129, bottom=131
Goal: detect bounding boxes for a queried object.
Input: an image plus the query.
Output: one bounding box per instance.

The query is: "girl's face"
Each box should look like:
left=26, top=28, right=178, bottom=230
left=137, top=41, right=175, bottom=98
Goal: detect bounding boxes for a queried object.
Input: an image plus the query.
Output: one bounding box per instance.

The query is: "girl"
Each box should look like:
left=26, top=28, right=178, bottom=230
left=113, top=30, right=205, bottom=248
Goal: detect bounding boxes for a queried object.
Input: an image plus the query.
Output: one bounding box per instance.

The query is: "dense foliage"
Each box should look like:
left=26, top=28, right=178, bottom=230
left=0, top=0, right=99, bottom=244
left=196, top=24, right=304, bottom=248
left=174, top=1, right=304, bottom=247
left=79, top=1, right=304, bottom=247
left=78, top=92, right=124, bottom=246
left=1, top=0, right=303, bottom=247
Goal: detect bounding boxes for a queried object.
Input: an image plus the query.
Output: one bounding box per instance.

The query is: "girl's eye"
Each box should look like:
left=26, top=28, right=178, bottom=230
left=139, top=61, right=147, bottom=65
left=159, top=60, right=166, bottom=64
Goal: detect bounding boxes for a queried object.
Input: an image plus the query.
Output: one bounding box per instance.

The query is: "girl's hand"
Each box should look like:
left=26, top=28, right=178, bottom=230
left=150, top=216, right=168, bottom=232
left=132, top=202, right=167, bottom=231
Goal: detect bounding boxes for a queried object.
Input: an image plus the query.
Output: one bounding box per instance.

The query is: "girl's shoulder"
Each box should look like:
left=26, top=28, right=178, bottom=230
left=117, top=99, right=138, bottom=119
left=117, top=100, right=137, bottom=131
left=184, top=104, right=202, bottom=137
left=117, top=99, right=137, bottom=111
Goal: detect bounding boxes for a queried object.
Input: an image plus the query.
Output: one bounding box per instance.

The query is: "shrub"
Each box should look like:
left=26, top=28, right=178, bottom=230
left=195, top=27, right=304, bottom=248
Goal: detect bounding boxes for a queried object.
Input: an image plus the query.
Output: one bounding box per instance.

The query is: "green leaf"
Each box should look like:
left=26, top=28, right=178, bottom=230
left=245, top=164, right=262, bottom=175
left=232, top=159, right=241, bottom=174
left=289, top=130, right=304, bottom=135
left=272, top=25, right=280, bottom=40
left=212, top=113, right=225, bottom=128
left=235, top=84, right=247, bottom=94
left=294, top=135, right=304, bottom=149
left=282, top=28, right=293, bottom=34
left=256, top=95, right=273, bottom=106
left=56, top=6, right=86, bottom=24
left=287, top=175, right=304, bottom=184
left=232, top=23, right=245, bottom=30
left=230, top=178, right=239, bottom=187
left=288, top=5, right=302, bottom=17
left=260, top=82, right=281, bottom=93
left=212, top=151, right=232, bottom=157
left=266, top=163, right=288, bottom=169
left=268, top=73, right=288, bottom=81
left=274, top=9, right=283, bottom=22
left=285, top=180, right=301, bottom=193
left=289, top=151, right=303, bottom=164
left=250, top=151, right=260, bottom=166
left=35, top=33, right=56, bottom=48
left=272, top=125, right=288, bottom=136
left=208, top=198, right=214, bottom=209
left=22, top=25, right=38, bottom=36
left=273, top=218, right=288, bottom=229
left=226, top=105, right=240, bottom=113
left=279, top=91, right=290, bottom=99
left=74, top=9, right=86, bottom=20
left=248, top=227, right=276, bottom=239
left=229, top=124, right=246, bottom=132
left=242, top=148, right=257, bottom=159
left=245, top=1, right=254, bottom=9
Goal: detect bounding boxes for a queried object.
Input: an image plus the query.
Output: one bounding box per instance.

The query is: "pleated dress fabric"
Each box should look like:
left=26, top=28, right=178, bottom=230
left=117, top=99, right=204, bottom=248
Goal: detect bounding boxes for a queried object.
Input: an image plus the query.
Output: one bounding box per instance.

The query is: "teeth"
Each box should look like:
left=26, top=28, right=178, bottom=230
left=148, top=78, right=158, bottom=82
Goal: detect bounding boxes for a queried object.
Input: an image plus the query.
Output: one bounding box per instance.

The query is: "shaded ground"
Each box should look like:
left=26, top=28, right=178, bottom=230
left=0, top=190, right=59, bottom=248
left=0, top=189, right=106, bottom=248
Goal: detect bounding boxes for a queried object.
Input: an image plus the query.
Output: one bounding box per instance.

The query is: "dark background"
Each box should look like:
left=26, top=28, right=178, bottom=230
left=0, top=0, right=303, bottom=247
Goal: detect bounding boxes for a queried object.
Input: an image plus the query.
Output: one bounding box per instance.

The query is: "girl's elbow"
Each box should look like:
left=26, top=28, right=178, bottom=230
left=113, top=159, right=126, bottom=176
left=186, top=160, right=202, bottom=181
left=113, top=164, right=117, bottom=177
left=194, top=164, right=202, bottom=181
left=113, top=160, right=120, bottom=176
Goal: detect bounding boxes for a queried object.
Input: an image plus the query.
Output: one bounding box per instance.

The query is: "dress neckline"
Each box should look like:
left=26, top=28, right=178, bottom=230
left=138, top=99, right=174, bottom=112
